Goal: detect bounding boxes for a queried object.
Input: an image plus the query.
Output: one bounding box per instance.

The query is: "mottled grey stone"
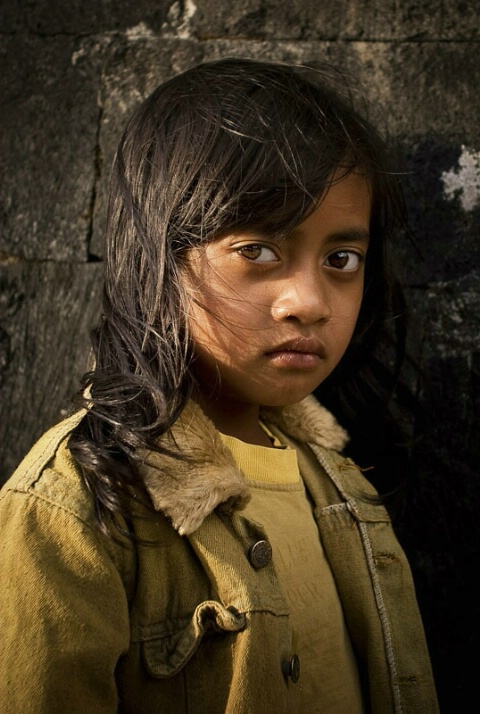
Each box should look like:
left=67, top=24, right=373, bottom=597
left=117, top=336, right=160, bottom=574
left=0, top=0, right=175, bottom=34
left=0, top=35, right=100, bottom=260
left=90, top=38, right=203, bottom=256
left=189, top=0, right=480, bottom=41
left=0, top=260, right=103, bottom=482
left=6, top=0, right=474, bottom=41
left=397, top=139, right=480, bottom=285
left=406, top=276, right=480, bottom=360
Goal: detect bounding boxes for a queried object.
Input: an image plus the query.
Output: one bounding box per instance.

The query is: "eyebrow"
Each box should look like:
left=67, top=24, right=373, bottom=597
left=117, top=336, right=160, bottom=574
left=287, top=227, right=371, bottom=245
left=326, top=229, right=371, bottom=245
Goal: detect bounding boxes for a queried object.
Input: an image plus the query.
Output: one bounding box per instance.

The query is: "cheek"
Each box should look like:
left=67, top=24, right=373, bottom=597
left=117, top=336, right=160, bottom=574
left=186, top=272, right=267, bottom=340
left=337, top=282, right=364, bottom=318
left=189, top=299, right=262, bottom=357
left=182, top=251, right=250, bottom=357
left=351, top=285, right=365, bottom=323
left=186, top=286, right=244, bottom=358
left=329, top=284, right=364, bottom=341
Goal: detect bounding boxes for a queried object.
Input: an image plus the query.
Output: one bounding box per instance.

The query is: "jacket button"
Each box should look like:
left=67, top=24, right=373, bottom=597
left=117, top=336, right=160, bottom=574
left=248, top=540, right=272, bottom=569
left=282, top=654, right=300, bottom=683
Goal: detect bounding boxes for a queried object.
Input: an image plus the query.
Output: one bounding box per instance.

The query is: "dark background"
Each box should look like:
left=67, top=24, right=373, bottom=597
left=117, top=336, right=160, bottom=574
left=1, top=2, right=479, bottom=711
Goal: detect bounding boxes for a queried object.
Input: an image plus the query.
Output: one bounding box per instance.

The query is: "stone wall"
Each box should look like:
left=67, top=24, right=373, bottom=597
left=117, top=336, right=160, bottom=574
left=1, top=2, right=479, bottom=710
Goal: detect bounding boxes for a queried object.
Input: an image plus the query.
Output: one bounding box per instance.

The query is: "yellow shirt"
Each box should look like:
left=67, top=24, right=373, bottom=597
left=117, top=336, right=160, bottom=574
left=220, top=429, right=364, bottom=714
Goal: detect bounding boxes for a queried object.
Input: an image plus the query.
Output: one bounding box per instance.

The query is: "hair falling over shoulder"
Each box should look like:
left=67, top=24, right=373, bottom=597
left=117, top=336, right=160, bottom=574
left=68, top=57, right=410, bottom=534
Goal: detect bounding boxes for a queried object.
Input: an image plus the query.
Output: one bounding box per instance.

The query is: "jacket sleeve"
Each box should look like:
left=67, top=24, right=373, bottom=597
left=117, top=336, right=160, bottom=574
left=0, top=487, right=131, bottom=714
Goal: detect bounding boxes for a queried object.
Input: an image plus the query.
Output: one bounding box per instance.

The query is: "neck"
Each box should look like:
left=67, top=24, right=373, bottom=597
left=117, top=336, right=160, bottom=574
left=192, top=390, right=272, bottom=447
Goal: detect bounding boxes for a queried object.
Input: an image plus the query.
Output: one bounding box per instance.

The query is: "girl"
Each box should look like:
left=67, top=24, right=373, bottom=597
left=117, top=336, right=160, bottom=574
left=0, top=58, right=438, bottom=713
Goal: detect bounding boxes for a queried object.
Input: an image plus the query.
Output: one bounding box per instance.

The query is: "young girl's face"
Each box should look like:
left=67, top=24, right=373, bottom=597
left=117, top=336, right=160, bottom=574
left=184, top=172, right=371, bottom=413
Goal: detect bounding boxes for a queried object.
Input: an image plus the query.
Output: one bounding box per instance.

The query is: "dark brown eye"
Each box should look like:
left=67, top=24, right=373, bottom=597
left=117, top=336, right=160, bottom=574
left=238, top=244, right=278, bottom=262
left=325, top=251, right=361, bottom=271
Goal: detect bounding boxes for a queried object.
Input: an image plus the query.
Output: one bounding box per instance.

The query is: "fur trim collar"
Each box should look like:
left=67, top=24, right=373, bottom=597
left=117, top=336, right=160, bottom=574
left=261, top=395, right=348, bottom=453
left=140, top=395, right=348, bottom=535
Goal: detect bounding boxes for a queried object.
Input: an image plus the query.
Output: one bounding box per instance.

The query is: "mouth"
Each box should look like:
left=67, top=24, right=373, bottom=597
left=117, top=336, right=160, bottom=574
left=265, top=337, right=327, bottom=368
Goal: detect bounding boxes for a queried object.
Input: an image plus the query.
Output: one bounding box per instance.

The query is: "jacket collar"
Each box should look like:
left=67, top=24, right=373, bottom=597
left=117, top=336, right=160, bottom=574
left=140, top=395, right=348, bottom=536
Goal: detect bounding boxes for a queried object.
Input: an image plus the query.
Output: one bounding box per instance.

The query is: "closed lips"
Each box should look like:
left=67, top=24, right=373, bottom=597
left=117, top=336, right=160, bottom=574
left=266, top=337, right=326, bottom=358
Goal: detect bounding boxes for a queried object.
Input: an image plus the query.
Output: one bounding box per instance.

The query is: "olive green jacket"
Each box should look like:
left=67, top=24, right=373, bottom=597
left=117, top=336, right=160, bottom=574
left=0, top=397, right=439, bottom=713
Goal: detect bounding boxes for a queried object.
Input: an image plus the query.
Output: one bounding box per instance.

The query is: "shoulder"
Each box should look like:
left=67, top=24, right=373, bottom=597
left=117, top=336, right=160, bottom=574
left=0, top=410, right=96, bottom=526
left=1, top=411, right=137, bottom=597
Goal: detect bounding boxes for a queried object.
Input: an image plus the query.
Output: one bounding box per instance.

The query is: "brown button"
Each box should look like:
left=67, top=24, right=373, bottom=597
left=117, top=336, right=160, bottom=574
left=248, top=540, right=272, bottom=569
left=282, top=654, right=301, bottom=683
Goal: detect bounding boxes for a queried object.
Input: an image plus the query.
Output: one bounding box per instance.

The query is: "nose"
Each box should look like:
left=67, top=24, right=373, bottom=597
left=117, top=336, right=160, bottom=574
left=272, top=270, right=332, bottom=325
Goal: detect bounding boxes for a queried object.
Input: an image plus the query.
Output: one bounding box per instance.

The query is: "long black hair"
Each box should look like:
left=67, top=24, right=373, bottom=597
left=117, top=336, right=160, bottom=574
left=69, top=57, right=408, bottom=532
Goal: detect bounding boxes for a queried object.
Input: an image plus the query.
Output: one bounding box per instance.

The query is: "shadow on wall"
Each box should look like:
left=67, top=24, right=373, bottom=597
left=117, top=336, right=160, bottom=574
left=360, top=137, right=480, bottom=713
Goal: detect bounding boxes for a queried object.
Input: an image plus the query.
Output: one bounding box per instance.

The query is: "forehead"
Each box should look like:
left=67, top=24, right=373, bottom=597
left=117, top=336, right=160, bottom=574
left=287, top=171, right=372, bottom=240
